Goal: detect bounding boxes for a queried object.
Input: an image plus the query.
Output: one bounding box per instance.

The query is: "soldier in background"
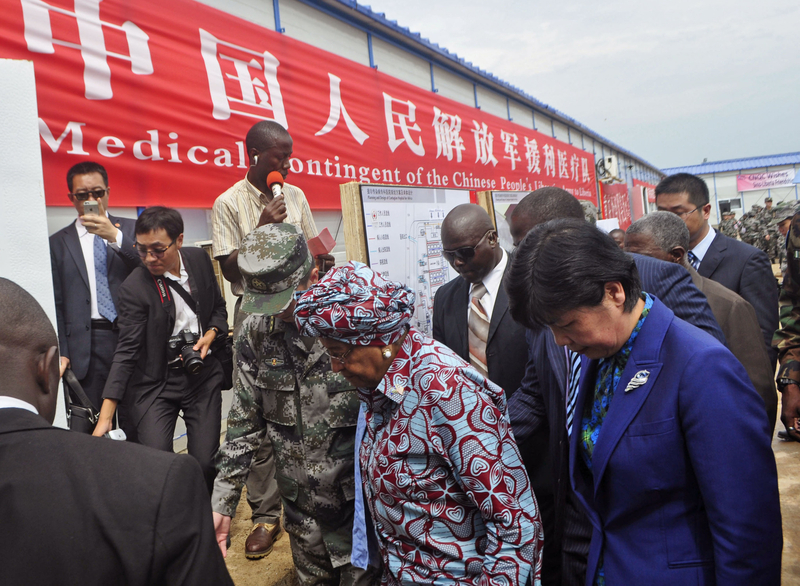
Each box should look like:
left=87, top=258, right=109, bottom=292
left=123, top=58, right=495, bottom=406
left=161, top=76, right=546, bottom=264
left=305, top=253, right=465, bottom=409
left=773, top=211, right=800, bottom=442
left=771, top=203, right=800, bottom=276
left=211, top=223, right=376, bottom=586
left=718, top=211, right=739, bottom=239
left=739, top=204, right=765, bottom=250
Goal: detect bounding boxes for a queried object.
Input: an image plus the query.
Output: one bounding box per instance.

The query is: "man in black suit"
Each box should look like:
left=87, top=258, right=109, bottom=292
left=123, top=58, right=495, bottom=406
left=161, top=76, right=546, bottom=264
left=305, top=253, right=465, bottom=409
left=49, top=162, right=139, bottom=415
left=656, top=172, right=778, bottom=367
left=93, top=207, right=229, bottom=492
left=0, top=277, right=233, bottom=585
left=505, top=187, right=724, bottom=586
left=432, top=203, right=557, bottom=585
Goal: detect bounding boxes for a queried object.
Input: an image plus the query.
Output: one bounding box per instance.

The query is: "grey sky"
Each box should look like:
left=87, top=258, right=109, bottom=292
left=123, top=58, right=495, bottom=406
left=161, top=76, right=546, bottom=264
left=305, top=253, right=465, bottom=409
left=364, top=0, right=799, bottom=169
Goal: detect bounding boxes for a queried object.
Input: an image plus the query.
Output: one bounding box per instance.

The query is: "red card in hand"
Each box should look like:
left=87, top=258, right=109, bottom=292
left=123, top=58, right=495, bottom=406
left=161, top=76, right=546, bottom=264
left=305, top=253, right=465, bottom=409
left=307, top=228, right=335, bottom=256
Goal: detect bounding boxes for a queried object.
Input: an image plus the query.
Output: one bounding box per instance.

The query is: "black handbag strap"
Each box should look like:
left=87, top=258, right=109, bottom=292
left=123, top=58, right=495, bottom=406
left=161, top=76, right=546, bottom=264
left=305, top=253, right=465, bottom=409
left=63, top=368, right=99, bottom=421
left=151, top=273, right=197, bottom=313
left=166, top=279, right=197, bottom=313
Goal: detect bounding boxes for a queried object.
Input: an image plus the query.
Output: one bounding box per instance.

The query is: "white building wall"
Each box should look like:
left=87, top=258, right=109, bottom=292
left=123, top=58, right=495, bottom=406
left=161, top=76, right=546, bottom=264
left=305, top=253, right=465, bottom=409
left=0, top=60, right=67, bottom=428
left=193, top=0, right=276, bottom=29
left=431, top=65, right=474, bottom=107
left=280, top=0, right=371, bottom=66
left=475, top=85, right=507, bottom=120
left=371, top=37, right=430, bottom=90
left=509, top=101, right=534, bottom=130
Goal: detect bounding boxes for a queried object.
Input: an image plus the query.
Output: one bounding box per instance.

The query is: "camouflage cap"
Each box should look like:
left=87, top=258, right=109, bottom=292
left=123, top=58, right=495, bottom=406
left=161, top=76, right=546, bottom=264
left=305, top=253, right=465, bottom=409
left=772, top=203, right=800, bottom=226
left=238, top=223, right=313, bottom=315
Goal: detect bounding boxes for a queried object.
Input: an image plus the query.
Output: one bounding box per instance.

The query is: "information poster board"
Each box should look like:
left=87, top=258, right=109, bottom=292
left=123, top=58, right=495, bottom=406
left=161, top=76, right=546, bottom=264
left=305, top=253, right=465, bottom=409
left=478, top=191, right=529, bottom=253
left=341, top=183, right=473, bottom=335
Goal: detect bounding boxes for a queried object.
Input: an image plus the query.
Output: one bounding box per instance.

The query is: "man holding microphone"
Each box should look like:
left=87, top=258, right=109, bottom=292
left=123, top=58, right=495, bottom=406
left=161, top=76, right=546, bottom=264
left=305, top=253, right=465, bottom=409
left=211, top=120, right=333, bottom=559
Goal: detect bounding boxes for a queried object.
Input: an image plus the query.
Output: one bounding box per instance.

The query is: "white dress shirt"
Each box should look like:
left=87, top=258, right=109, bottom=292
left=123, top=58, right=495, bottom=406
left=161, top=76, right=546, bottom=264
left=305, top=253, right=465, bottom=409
left=690, top=227, right=717, bottom=264
left=0, top=396, right=38, bottom=415
left=469, top=249, right=508, bottom=322
left=75, top=214, right=124, bottom=320
left=164, top=252, right=200, bottom=337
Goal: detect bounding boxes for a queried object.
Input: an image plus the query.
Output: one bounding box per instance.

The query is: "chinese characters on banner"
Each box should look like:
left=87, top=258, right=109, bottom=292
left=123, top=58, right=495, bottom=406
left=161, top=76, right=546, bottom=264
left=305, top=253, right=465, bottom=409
left=632, top=178, right=656, bottom=220
left=601, top=183, right=632, bottom=231
left=2, top=0, right=598, bottom=209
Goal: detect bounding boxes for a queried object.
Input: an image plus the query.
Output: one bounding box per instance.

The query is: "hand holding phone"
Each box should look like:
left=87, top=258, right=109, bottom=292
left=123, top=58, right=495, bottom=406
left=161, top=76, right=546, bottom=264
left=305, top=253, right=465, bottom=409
left=83, top=201, right=100, bottom=216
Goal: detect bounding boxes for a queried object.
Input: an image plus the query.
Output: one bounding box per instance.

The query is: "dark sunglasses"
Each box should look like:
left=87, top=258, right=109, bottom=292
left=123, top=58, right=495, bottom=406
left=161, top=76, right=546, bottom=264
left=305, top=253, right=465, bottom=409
left=134, top=238, right=176, bottom=259
left=442, top=230, right=494, bottom=263
left=70, top=188, right=107, bottom=202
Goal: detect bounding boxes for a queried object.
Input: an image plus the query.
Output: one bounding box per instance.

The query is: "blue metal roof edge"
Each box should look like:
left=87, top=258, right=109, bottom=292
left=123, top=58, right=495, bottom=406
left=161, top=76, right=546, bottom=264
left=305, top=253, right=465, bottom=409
left=313, top=0, right=662, bottom=173
left=662, top=152, right=800, bottom=175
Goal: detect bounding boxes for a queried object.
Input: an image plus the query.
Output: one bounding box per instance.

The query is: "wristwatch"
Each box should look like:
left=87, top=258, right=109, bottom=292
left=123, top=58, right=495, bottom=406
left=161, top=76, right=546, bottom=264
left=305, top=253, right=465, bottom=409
left=207, top=326, right=221, bottom=336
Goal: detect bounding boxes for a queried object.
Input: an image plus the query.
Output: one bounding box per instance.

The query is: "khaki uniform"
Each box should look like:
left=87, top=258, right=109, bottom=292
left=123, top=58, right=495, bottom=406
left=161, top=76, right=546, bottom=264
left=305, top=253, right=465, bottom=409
left=213, top=314, right=377, bottom=585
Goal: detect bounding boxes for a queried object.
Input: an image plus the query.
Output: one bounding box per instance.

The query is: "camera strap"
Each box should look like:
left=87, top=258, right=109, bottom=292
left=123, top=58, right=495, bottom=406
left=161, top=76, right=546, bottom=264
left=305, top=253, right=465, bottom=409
left=151, top=274, right=197, bottom=313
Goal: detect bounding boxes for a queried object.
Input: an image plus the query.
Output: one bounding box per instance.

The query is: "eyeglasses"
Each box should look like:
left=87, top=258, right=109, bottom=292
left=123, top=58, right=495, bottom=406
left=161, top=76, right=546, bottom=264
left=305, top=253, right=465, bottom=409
left=442, top=230, right=495, bottom=263
left=324, top=346, right=353, bottom=366
left=70, top=188, right=107, bottom=201
left=134, top=238, right=176, bottom=259
left=675, top=206, right=702, bottom=219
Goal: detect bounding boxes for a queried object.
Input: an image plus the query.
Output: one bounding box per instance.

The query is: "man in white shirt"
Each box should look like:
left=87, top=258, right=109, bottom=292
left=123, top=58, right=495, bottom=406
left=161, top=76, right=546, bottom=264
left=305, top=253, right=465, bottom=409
left=656, top=172, right=778, bottom=367
left=93, top=207, right=229, bottom=493
left=49, top=162, right=139, bottom=424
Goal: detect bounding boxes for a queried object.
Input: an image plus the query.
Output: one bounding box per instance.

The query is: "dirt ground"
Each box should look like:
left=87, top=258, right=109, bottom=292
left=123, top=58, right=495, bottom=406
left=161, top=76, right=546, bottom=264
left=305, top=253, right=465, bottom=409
left=223, top=487, right=296, bottom=586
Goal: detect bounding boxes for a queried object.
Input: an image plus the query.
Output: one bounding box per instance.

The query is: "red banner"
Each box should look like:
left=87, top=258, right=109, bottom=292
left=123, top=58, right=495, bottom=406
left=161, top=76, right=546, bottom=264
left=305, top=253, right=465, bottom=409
left=1, top=0, right=597, bottom=209
left=600, top=183, right=632, bottom=230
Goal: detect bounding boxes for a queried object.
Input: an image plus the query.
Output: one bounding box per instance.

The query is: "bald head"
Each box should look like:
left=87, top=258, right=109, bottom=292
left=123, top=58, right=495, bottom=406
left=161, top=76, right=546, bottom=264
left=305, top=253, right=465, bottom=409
left=509, top=187, right=584, bottom=246
left=245, top=120, right=290, bottom=152
left=0, top=279, right=60, bottom=422
left=442, top=204, right=494, bottom=241
left=441, top=204, right=501, bottom=284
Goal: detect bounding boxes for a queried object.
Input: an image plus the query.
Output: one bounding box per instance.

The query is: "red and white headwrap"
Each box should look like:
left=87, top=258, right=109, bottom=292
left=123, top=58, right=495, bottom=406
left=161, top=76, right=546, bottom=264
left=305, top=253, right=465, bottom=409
left=293, top=262, right=415, bottom=346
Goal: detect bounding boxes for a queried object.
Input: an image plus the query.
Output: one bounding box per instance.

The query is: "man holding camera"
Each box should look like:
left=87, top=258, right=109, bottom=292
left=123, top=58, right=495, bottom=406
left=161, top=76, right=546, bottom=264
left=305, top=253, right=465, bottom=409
left=93, top=206, right=228, bottom=492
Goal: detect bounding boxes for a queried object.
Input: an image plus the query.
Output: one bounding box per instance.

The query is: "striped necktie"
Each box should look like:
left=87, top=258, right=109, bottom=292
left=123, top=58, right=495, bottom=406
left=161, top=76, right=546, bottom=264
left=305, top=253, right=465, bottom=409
left=468, top=282, right=489, bottom=378
left=565, top=349, right=582, bottom=436
left=687, top=250, right=701, bottom=270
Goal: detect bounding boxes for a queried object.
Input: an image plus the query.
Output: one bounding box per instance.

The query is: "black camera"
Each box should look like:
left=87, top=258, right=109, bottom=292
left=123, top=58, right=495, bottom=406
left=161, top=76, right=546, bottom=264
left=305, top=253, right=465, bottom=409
left=167, top=329, right=203, bottom=375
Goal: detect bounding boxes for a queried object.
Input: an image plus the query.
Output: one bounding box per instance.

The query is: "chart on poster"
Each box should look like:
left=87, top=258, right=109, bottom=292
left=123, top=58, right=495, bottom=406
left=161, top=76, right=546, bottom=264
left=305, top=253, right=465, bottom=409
left=359, top=185, right=471, bottom=335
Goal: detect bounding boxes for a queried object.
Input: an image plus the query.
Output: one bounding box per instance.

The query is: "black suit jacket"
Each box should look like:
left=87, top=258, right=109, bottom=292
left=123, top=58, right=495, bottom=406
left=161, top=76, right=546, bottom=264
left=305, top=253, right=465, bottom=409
left=432, top=262, right=527, bottom=398
left=0, top=408, right=233, bottom=585
left=49, top=215, right=139, bottom=378
left=507, top=253, right=723, bottom=583
left=103, top=247, right=228, bottom=424
left=698, top=232, right=778, bottom=365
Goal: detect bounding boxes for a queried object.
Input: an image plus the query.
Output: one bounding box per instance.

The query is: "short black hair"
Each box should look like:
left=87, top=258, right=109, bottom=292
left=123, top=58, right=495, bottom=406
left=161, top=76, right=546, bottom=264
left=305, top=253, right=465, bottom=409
left=67, top=161, right=108, bottom=192
left=655, top=173, right=709, bottom=207
left=506, top=218, right=642, bottom=329
left=135, top=206, right=184, bottom=240
left=512, top=186, right=584, bottom=227
left=0, top=278, right=57, bottom=352
left=246, top=120, right=290, bottom=152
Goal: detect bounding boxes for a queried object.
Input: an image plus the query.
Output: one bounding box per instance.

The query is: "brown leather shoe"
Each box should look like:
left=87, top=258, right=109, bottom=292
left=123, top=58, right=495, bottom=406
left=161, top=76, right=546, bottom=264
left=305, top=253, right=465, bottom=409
left=244, top=522, right=282, bottom=560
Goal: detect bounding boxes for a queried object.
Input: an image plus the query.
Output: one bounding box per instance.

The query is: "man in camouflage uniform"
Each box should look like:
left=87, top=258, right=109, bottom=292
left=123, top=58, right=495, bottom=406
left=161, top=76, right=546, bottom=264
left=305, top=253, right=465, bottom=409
left=759, top=197, right=782, bottom=263
left=773, top=211, right=800, bottom=441
left=718, top=211, right=739, bottom=239
left=739, top=204, right=765, bottom=250
left=211, top=223, right=377, bottom=586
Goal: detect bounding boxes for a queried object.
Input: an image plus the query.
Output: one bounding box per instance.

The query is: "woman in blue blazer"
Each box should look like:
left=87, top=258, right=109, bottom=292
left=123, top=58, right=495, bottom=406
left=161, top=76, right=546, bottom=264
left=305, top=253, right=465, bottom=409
left=506, top=218, right=782, bottom=586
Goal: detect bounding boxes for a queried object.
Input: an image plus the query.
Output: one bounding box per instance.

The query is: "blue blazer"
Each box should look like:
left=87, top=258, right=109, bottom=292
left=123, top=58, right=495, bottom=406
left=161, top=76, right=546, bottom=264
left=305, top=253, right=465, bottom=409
left=569, top=297, right=782, bottom=586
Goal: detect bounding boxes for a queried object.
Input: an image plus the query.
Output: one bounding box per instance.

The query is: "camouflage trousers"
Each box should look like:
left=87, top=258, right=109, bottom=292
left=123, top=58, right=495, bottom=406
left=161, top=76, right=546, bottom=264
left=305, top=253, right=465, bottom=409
left=283, top=493, right=381, bottom=586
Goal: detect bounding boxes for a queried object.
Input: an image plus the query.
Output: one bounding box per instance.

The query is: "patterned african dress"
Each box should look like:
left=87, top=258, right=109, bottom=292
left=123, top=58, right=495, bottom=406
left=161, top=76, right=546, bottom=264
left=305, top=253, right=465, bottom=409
left=359, top=326, right=543, bottom=586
